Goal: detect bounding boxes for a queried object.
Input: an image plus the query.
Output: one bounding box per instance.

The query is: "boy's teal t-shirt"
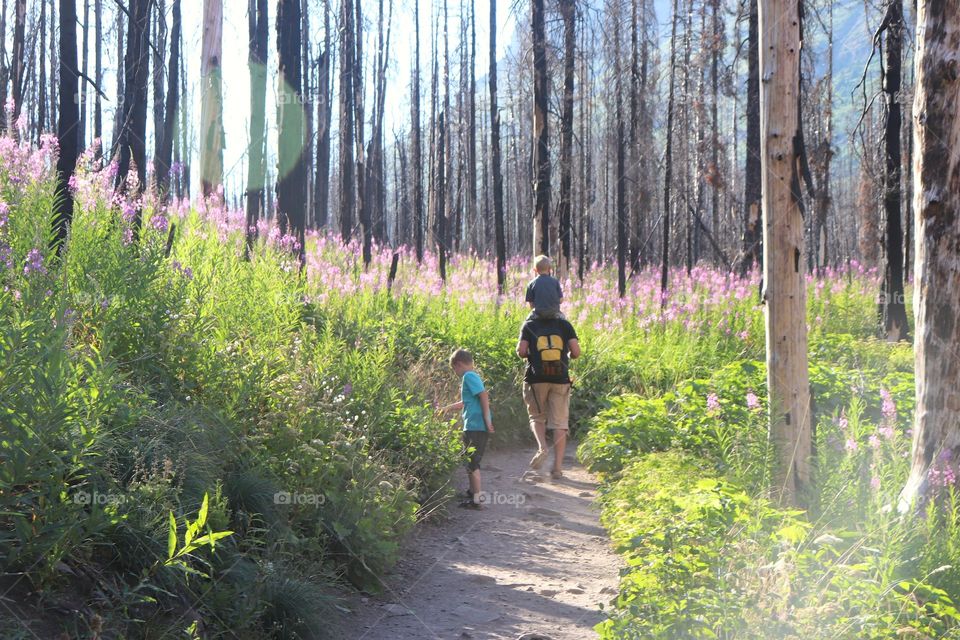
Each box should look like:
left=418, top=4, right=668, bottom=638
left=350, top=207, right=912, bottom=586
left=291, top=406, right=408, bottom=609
left=460, top=370, right=489, bottom=431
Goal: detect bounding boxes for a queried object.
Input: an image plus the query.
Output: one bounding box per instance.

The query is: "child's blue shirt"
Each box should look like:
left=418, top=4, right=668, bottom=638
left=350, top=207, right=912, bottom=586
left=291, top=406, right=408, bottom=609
left=461, top=370, right=489, bottom=431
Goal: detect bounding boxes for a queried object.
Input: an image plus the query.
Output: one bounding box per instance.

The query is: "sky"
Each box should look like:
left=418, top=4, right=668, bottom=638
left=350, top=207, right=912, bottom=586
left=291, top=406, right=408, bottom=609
left=167, top=0, right=519, bottom=199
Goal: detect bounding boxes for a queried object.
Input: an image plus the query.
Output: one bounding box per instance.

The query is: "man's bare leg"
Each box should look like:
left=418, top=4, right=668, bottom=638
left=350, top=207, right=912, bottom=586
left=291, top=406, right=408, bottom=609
left=552, top=429, right=567, bottom=474
left=532, top=422, right=549, bottom=453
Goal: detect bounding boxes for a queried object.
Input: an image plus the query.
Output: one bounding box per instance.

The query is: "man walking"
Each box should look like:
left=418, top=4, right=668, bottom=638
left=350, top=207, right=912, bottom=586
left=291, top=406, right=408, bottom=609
left=516, top=314, right=581, bottom=479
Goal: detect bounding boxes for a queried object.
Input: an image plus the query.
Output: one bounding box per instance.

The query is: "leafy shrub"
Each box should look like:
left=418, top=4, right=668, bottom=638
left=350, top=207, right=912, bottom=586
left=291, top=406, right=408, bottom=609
left=579, top=394, right=675, bottom=474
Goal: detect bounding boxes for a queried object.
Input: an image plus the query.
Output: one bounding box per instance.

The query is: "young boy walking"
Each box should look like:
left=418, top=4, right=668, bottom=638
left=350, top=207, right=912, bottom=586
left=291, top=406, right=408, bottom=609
left=440, top=349, right=495, bottom=508
left=525, top=255, right=564, bottom=320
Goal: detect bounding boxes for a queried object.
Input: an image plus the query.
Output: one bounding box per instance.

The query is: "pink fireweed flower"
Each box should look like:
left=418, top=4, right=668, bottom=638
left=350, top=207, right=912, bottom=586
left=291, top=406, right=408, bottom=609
left=868, top=434, right=881, bottom=449
left=870, top=476, right=881, bottom=490
left=929, top=462, right=957, bottom=489
left=706, top=393, right=721, bottom=414
left=746, top=391, right=760, bottom=411
left=845, top=438, right=858, bottom=453
left=23, top=248, right=46, bottom=276
left=0, top=201, right=8, bottom=227
left=150, top=214, right=169, bottom=233
left=39, top=133, right=60, bottom=157
left=879, top=425, right=895, bottom=440
left=880, top=389, right=896, bottom=421
left=121, top=201, right=138, bottom=223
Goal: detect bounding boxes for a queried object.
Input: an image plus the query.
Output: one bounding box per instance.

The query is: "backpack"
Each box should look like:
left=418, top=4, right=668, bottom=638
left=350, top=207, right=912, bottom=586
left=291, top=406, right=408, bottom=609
left=527, top=322, right=569, bottom=382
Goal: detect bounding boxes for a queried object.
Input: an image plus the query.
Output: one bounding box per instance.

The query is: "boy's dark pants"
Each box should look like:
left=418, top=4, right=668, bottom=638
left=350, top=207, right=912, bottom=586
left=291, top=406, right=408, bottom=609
left=463, top=431, right=489, bottom=472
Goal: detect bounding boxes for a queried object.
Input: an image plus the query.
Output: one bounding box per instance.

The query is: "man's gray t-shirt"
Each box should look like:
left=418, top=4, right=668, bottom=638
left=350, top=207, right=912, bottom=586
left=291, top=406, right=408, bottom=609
left=525, top=274, right=563, bottom=316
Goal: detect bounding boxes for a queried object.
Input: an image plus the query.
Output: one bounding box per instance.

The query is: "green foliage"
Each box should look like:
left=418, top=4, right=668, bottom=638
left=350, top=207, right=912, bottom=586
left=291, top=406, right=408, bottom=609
left=1, top=148, right=956, bottom=639
left=578, top=394, right=675, bottom=474
left=595, top=451, right=960, bottom=640
left=585, top=324, right=959, bottom=638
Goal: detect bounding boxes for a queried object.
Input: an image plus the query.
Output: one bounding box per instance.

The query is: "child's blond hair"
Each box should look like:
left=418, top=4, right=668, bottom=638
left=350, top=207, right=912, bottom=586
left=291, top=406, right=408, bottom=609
left=534, top=255, right=553, bottom=274
left=449, top=348, right=474, bottom=368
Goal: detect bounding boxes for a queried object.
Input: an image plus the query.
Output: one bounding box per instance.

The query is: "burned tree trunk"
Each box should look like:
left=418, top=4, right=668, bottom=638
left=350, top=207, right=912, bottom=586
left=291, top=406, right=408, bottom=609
left=338, top=0, right=355, bottom=241
left=52, top=0, right=79, bottom=250
left=740, top=0, right=762, bottom=275
left=11, top=0, right=26, bottom=125
left=155, top=0, right=181, bottom=200
left=879, top=0, right=909, bottom=341
left=354, top=0, right=370, bottom=265
left=465, top=0, right=477, bottom=252
left=151, top=0, right=166, bottom=190
left=436, top=110, right=447, bottom=282
left=78, top=0, right=88, bottom=148
left=314, top=0, right=332, bottom=228
left=0, top=0, right=7, bottom=132
left=614, top=5, right=627, bottom=298
left=93, top=0, right=101, bottom=144
left=531, top=0, right=550, bottom=255
left=114, top=0, right=149, bottom=224
left=490, top=0, right=506, bottom=292
left=39, top=0, right=46, bottom=137
left=411, top=0, right=424, bottom=261
left=661, top=0, right=681, bottom=299
left=276, top=0, right=307, bottom=265
left=558, top=0, right=575, bottom=274
left=899, top=0, right=960, bottom=512
left=245, top=0, right=267, bottom=250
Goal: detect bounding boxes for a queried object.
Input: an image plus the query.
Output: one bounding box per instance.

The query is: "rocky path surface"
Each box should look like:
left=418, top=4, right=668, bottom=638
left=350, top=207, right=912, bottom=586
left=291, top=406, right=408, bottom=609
left=338, top=445, right=621, bottom=640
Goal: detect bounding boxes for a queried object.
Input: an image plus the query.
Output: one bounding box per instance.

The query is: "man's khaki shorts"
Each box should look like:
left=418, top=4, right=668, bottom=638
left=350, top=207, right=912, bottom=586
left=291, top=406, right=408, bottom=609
left=522, top=382, right=571, bottom=431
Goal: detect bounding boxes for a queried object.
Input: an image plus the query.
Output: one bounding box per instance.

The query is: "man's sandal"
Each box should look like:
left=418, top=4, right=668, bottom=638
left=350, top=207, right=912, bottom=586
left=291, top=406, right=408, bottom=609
left=550, top=470, right=564, bottom=480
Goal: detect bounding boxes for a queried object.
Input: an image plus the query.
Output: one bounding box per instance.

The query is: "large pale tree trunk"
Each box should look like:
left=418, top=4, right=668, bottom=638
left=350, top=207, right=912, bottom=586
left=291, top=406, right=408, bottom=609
left=760, top=0, right=812, bottom=507
left=200, top=0, right=224, bottom=197
left=899, top=0, right=960, bottom=512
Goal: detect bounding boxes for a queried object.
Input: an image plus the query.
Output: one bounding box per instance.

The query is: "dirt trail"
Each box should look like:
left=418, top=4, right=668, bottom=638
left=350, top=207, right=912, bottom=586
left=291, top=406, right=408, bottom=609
left=339, top=445, right=621, bottom=640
